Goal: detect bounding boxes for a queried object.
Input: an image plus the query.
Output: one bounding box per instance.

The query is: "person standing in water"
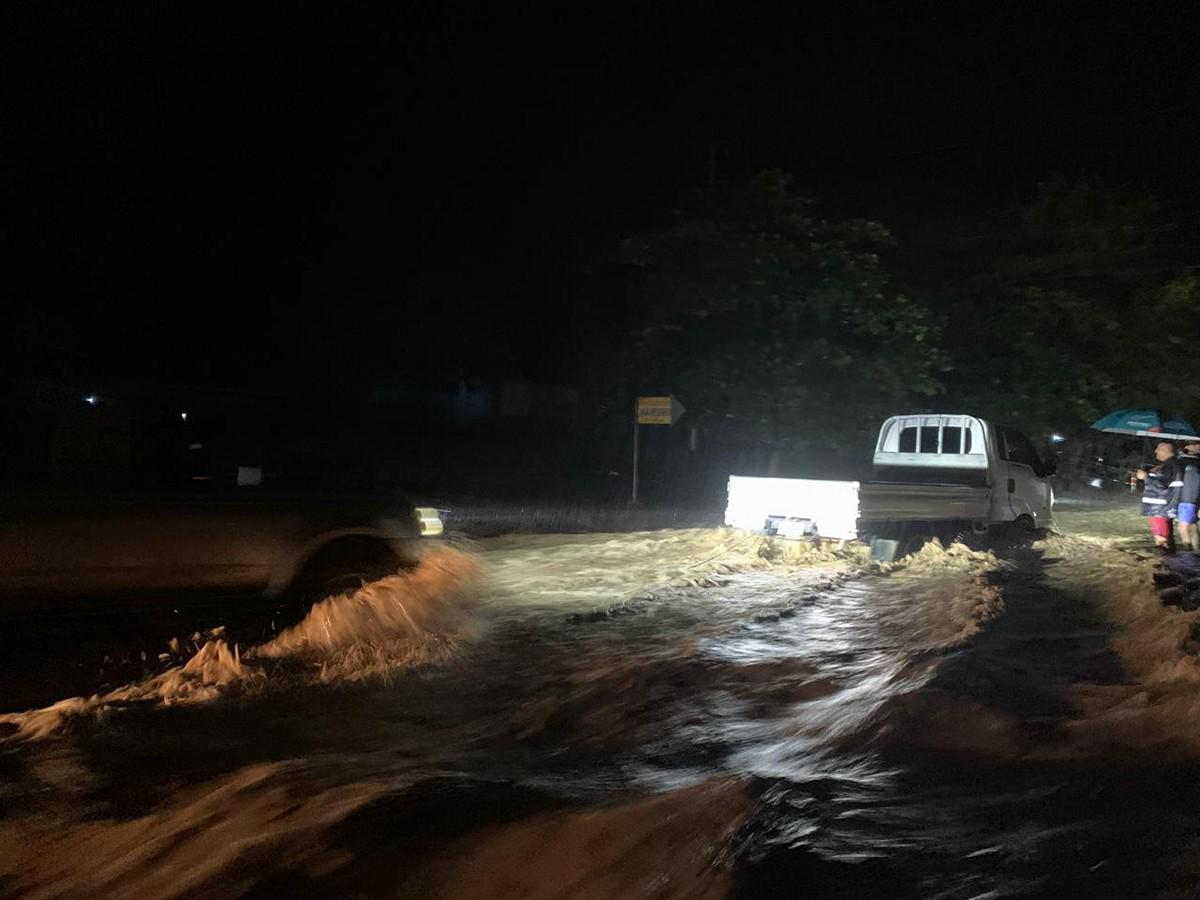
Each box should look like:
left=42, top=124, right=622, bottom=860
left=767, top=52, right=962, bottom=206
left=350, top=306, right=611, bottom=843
left=1174, top=440, right=1200, bottom=552
left=1136, top=441, right=1184, bottom=552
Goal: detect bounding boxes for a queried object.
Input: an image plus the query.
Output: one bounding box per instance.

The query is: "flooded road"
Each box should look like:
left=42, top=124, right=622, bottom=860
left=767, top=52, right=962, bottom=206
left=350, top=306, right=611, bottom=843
left=4, top=519, right=1200, bottom=898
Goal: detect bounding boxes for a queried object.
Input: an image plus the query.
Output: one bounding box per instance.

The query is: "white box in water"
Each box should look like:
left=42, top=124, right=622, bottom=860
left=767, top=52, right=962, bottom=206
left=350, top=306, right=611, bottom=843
left=725, top=476, right=860, bottom=541
left=774, top=517, right=815, bottom=539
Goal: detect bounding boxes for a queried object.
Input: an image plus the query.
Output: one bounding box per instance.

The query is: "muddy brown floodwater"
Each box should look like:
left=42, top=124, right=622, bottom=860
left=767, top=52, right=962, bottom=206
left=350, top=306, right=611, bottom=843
left=4, top=514, right=1200, bottom=899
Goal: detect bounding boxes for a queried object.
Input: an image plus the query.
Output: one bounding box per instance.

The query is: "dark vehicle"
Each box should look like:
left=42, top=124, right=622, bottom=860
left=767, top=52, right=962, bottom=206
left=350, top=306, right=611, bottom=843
left=0, top=487, right=442, bottom=611
left=0, top=382, right=443, bottom=612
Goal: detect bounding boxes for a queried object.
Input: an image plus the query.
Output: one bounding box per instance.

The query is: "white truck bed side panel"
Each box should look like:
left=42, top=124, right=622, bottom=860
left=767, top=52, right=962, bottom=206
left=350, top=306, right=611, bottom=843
left=858, top=483, right=992, bottom=521
left=725, top=476, right=861, bottom=540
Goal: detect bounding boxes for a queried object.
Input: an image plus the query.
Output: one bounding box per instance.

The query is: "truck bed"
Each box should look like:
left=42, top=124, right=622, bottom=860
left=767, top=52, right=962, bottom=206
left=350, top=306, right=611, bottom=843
left=859, top=481, right=992, bottom=523
left=725, top=476, right=992, bottom=540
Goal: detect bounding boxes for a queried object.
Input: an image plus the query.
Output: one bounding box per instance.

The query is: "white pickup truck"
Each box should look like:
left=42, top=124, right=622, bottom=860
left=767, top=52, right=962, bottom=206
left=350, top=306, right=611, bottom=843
left=725, top=414, right=1055, bottom=559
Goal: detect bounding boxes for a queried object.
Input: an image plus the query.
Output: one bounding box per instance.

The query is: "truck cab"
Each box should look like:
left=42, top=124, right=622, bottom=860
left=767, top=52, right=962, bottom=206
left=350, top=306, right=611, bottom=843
left=873, top=414, right=1054, bottom=527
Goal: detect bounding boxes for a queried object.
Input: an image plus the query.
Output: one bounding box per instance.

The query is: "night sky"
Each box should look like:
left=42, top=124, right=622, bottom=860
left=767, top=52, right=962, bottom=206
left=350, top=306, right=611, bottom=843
left=4, top=4, right=1199, bottom=393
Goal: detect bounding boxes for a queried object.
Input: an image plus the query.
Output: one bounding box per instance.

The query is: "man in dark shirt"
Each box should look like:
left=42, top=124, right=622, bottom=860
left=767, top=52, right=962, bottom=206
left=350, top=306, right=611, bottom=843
left=1137, top=441, right=1184, bottom=552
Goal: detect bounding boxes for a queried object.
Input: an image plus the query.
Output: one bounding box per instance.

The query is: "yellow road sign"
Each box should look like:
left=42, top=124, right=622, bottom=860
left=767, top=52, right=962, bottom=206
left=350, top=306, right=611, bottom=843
left=637, top=395, right=686, bottom=425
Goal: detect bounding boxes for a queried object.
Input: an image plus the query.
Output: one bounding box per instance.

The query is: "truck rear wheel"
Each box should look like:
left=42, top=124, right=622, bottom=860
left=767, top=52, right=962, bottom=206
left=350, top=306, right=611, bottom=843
left=948, top=522, right=991, bottom=552
left=869, top=520, right=990, bottom=560
left=868, top=522, right=937, bottom=561
left=901, top=527, right=935, bottom=557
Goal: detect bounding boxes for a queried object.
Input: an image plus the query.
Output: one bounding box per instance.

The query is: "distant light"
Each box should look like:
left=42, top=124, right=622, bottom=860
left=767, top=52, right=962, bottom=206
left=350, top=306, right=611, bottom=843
left=84, top=395, right=97, bottom=406
left=188, top=443, right=203, bottom=450
left=180, top=411, right=188, bottom=422
left=1089, top=478, right=1103, bottom=489
left=1051, top=433, right=1066, bottom=443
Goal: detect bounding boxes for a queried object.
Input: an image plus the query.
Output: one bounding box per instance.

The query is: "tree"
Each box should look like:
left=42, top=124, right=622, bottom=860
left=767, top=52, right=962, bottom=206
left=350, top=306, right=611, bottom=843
left=591, top=171, right=945, bottom=470
left=932, top=177, right=1200, bottom=437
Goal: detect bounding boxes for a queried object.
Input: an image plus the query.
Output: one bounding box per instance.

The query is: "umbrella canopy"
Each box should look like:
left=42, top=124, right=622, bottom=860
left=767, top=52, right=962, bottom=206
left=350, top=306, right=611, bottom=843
left=1090, top=408, right=1200, bottom=441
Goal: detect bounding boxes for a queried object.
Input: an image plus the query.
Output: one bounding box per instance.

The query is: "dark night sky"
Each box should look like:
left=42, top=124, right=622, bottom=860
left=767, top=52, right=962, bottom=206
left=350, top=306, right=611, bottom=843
left=4, top=4, right=1199, bottom=393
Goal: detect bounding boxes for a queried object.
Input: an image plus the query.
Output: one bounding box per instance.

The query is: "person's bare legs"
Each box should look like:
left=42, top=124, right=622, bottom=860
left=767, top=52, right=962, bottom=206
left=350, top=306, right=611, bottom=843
left=1150, top=516, right=1172, bottom=550
left=1177, top=521, right=1192, bottom=551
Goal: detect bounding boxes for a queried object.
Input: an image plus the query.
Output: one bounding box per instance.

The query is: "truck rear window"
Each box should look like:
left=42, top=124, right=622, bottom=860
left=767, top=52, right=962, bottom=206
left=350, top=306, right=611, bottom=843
left=898, top=425, right=972, bottom=454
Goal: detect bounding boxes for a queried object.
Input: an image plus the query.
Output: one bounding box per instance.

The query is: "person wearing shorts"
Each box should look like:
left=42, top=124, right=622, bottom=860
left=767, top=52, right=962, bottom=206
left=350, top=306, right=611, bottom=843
left=1137, top=441, right=1183, bottom=552
left=1176, top=441, right=1200, bottom=551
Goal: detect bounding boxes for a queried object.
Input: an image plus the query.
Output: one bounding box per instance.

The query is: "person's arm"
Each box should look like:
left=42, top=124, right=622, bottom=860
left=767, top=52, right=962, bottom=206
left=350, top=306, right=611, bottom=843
left=1183, top=463, right=1200, bottom=505
left=1166, top=460, right=1185, bottom=507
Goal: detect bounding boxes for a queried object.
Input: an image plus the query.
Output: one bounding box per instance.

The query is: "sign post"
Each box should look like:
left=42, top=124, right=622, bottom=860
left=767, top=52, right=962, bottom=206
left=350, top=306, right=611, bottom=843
left=632, top=395, right=686, bottom=503
left=632, top=397, right=640, bottom=504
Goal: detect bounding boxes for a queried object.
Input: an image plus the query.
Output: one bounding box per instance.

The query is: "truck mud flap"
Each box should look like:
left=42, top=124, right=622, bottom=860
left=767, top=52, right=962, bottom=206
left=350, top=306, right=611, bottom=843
left=869, top=537, right=901, bottom=562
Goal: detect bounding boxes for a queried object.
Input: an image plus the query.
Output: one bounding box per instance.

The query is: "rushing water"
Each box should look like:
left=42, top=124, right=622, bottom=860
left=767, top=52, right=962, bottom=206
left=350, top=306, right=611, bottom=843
left=3, top=526, right=1200, bottom=899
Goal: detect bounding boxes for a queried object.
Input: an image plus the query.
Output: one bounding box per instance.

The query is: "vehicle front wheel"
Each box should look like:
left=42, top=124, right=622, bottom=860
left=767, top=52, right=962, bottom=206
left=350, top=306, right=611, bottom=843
left=266, top=538, right=405, bottom=638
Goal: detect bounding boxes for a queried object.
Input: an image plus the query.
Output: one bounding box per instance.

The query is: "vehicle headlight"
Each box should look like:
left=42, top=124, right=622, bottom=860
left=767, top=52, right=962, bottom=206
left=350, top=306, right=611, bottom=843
left=414, top=507, right=444, bottom=537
